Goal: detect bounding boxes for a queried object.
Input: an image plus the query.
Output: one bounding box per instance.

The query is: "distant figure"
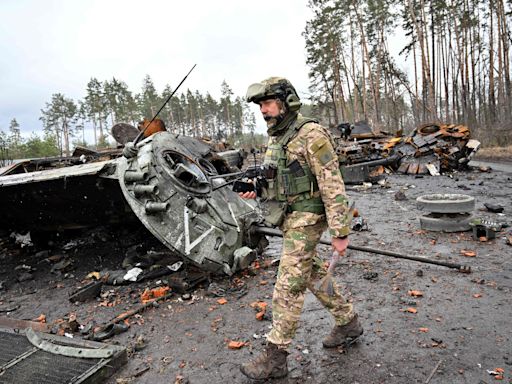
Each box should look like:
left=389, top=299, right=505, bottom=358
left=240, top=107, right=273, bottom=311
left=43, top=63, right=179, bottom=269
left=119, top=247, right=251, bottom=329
left=138, top=119, right=166, bottom=138
left=337, top=122, right=352, bottom=140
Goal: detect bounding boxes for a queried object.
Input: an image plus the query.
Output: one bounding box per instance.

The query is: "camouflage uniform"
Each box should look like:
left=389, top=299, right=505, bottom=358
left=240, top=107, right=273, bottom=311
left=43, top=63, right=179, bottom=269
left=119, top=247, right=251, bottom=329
left=264, top=117, right=354, bottom=347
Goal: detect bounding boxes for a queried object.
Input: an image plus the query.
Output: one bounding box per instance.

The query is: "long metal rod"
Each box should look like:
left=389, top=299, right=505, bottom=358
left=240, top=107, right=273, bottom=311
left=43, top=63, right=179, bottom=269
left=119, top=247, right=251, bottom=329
left=134, top=64, right=197, bottom=145
left=209, top=171, right=244, bottom=180
left=253, top=226, right=471, bottom=273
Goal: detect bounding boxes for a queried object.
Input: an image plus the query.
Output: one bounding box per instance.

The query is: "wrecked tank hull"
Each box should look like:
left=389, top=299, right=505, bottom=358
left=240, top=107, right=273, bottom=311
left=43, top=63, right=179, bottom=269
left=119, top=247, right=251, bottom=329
left=0, top=132, right=262, bottom=275
left=117, top=132, right=261, bottom=275
left=0, top=160, right=134, bottom=231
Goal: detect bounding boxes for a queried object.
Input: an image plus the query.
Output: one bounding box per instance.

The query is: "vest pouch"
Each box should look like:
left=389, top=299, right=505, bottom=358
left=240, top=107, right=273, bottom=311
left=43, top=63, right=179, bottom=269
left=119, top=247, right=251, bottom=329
left=262, top=200, right=288, bottom=227
left=277, top=168, right=295, bottom=198
left=263, top=179, right=277, bottom=200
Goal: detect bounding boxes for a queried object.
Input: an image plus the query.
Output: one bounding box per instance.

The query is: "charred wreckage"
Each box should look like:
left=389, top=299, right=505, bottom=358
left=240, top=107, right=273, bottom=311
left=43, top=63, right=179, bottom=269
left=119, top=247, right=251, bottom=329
left=0, top=119, right=478, bottom=276
left=332, top=121, right=480, bottom=184
left=0, top=65, right=480, bottom=276
left=0, top=128, right=265, bottom=276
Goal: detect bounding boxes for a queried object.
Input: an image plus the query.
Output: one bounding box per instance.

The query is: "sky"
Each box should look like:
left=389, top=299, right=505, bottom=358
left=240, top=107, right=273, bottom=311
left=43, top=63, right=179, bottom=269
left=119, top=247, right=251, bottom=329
left=0, top=0, right=314, bottom=140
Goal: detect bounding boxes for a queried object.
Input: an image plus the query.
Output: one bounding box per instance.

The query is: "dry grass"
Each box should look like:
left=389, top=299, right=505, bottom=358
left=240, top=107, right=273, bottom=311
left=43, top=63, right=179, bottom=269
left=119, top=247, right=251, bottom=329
left=475, top=144, right=512, bottom=160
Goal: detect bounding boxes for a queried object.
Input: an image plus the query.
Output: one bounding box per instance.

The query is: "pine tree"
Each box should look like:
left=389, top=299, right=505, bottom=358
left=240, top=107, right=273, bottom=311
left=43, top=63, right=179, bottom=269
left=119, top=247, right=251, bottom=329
left=84, top=78, right=106, bottom=147
left=136, top=75, right=161, bottom=120
left=220, top=80, right=234, bottom=136
left=39, top=93, right=77, bottom=156
left=8, top=118, right=21, bottom=148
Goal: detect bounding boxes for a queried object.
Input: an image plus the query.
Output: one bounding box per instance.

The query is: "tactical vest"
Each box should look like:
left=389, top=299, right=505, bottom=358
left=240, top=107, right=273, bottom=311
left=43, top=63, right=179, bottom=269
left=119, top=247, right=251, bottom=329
left=263, top=116, right=325, bottom=215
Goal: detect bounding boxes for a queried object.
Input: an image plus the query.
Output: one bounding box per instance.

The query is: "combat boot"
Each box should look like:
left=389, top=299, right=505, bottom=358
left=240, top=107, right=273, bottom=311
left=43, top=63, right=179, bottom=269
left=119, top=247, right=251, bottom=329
left=323, top=314, right=363, bottom=348
left=240, top=343, right=289, bottom=379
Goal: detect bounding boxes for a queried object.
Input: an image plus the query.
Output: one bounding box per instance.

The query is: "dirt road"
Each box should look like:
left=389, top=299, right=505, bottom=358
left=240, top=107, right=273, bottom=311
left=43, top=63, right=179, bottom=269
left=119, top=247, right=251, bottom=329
left=0, top=163, right=510, bottom=384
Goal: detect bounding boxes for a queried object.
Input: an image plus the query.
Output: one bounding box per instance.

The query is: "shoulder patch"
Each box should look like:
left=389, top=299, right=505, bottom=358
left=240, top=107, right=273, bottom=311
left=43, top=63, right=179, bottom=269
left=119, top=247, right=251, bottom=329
left=310, top=137, right=334, bottom=165
left=310, top=137, right=328, bottom=152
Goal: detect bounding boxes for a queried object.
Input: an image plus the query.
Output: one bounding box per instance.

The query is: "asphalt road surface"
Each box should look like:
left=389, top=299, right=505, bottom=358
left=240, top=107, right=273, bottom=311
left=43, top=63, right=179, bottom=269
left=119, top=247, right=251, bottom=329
left=0, top=162, right=510, bottom=384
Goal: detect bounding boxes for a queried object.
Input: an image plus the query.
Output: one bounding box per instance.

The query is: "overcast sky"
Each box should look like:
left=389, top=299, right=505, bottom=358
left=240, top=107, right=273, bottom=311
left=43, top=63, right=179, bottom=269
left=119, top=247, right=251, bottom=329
left=0, top=0, right=314, bottom=138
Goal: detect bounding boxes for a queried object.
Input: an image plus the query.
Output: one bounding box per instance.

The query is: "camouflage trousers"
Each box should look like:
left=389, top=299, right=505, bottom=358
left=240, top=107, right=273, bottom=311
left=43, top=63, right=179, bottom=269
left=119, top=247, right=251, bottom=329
left=266, top=219, right=354, bottom=347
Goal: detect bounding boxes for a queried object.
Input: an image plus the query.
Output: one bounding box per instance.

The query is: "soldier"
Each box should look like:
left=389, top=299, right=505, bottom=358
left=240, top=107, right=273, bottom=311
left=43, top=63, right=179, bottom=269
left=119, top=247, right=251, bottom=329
left=240, top=77, right=363, bottom=380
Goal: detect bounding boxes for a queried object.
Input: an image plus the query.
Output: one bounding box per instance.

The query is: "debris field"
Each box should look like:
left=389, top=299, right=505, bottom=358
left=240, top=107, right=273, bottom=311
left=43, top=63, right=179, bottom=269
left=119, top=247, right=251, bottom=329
left=0, top=160, right=510, bottom=384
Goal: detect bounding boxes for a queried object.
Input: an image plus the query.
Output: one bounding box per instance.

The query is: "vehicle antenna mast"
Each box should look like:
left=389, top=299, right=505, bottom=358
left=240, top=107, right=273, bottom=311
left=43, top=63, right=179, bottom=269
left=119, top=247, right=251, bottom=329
left=134, top=64, right=197, bottom=145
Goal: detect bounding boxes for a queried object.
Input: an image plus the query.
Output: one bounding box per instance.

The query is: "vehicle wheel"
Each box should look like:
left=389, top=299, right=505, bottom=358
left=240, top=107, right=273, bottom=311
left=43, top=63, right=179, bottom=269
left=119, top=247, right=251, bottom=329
left=217, top=150, right=243, bottom=167
left=419, top=213, right=473, bottom=232
left=417, top=123, right=441, bottom=136
left=416, top=193, right=475, bottom=213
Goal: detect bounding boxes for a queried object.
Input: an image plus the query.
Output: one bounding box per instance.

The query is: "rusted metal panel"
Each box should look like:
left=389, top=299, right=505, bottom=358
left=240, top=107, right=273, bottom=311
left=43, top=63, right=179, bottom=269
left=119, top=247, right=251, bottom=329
left=0, top=325, right=126, bottom=384
left=333, top=122, right=480, bottom=175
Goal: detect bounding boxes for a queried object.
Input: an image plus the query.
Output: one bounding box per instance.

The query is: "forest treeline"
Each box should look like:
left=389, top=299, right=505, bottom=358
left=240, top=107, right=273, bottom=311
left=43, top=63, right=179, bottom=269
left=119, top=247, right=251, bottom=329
left=0, top=76, right=260, bottom=159
left=2, top=0, right=512, bottom=160
left=304, top=0, right=512, bottom=145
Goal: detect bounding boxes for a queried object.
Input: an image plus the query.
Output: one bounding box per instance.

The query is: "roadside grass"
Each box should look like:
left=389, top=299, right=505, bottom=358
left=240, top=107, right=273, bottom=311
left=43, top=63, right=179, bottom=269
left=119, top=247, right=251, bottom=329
left=475, top=144, right=512, bottom=161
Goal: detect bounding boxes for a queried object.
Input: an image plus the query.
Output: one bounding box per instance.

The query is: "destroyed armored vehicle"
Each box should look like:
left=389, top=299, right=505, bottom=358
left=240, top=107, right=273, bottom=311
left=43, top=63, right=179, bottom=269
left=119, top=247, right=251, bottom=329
left=331, top=122, right=480, bottom=183
left=0, top=130, right=263, bottom=275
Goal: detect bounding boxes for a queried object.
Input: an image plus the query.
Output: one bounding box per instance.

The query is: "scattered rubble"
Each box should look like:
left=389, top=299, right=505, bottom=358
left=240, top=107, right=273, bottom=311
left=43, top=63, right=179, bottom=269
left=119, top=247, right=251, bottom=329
left=332, top=122, right=481, bottom=183
left=0, top=126, right=508, bottom=383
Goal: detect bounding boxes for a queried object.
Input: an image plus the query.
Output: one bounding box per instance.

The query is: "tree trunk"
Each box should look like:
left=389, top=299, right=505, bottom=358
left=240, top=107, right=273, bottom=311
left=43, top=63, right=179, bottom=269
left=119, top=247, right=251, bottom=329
left=489, top=0, right=496, bottom=122
left=353, top=3, right=380, bottom=124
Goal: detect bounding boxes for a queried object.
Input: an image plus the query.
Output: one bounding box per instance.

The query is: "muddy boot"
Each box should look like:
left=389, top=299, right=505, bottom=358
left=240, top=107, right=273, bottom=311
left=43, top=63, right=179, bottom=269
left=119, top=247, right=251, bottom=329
left=323, top=314, right=363, bottom=348
left=240, top=343, right=289, bottom=379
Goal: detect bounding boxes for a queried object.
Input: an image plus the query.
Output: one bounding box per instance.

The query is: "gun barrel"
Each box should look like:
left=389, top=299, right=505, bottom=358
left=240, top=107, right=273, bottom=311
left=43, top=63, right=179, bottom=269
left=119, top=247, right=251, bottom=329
left=252, top=226, right=471, bottom=273
left=343, top=153, right=401, bottom=168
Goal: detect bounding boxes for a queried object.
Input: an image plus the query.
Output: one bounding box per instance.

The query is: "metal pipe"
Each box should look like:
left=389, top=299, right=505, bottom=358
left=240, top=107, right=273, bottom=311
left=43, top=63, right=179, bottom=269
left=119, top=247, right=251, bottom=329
left=145, top=201, right=169, bottom=214
left=252, top=226, right=471, bottom=273
left=134, top=184, right=158, bottom=196
left=209, top=171, right=244, bottom=180
left=124, top=171, right=148, bottom=182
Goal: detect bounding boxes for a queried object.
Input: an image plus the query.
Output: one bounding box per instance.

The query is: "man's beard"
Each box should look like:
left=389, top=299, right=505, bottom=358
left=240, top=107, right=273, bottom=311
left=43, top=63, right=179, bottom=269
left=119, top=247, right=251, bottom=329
left=263, top=113, right=285, bottom=129
left=263, top=102, right=287, bottom=130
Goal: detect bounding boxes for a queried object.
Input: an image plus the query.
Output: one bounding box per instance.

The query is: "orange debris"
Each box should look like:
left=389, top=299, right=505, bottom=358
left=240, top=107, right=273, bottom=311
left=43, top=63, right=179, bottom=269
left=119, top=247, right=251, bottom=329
left=228, top=340, right=246, bottom=349
left=141, top=286, right=170, bottom=303
left=33, top=314, right=46, bottom=323
left=461, top=249, right=476, bottom=257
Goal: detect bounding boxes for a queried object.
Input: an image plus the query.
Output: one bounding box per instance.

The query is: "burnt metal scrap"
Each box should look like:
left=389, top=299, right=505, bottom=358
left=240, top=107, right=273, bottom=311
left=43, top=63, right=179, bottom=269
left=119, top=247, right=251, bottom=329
left=118, top=131, right=263, bottom=275
left=0, top=325, right=126, bottom=383
left=0, top=130, right=264, bottom=275
left=332, top=122, right=480, bottom=181
left=0, top=122, right=475, bottom=276
left=393, top=123, right=480, bottom=174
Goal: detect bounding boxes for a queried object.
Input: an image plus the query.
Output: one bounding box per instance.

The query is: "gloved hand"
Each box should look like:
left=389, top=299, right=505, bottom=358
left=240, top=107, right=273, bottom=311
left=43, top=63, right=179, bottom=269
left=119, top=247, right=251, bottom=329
left=123, top=142, right=138, bottom=158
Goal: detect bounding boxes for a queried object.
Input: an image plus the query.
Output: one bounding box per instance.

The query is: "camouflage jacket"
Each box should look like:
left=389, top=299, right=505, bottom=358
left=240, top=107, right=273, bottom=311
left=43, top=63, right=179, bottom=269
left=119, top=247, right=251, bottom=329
left=266, top=114, right=351, bottom=238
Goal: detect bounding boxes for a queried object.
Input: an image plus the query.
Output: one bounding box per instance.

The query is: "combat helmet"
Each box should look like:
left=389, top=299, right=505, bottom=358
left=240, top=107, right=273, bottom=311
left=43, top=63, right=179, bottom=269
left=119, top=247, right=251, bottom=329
left=246, top=77, right=302, bottom=112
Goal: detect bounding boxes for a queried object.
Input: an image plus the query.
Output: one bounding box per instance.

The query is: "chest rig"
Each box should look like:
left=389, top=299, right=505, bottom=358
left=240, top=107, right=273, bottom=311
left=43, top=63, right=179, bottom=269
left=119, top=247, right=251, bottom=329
left=263, top=116, right=325, bottom=215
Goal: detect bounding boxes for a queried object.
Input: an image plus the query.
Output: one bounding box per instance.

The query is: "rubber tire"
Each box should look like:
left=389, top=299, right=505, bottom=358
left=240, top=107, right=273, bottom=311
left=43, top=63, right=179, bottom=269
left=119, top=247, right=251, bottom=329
left=416, top=193, right=475, bottom=214
left=419, top=213, right=472, bottom=232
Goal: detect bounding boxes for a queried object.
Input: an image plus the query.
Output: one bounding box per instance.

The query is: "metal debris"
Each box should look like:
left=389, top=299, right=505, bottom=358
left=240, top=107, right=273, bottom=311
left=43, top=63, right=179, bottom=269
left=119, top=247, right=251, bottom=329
left=469, top=219, right=501, bottom=240
left=0, top=325, right=126, bottom=383
left=417, top=194, right=475, bottom=232
left=69, top=280, right=103, bottom=302
left=332, top=122, right=480, bottom=178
